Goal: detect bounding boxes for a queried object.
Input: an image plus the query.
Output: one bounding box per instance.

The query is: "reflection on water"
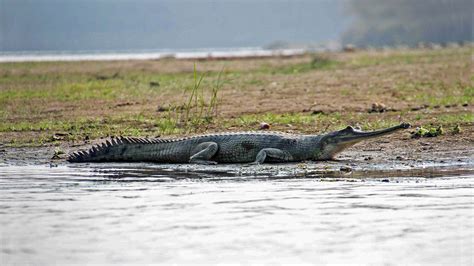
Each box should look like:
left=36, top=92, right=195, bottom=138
left=1, top=164, right=473, bottom=265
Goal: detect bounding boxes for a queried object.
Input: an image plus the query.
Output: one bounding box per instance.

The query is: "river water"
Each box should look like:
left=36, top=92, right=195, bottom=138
left=1, top=163, right=473, bottom=265
left=0, top=48, right=305, bottom=62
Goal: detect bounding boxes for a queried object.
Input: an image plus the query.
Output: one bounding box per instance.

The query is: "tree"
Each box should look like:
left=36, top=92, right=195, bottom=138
left=342, top=0, right=472, bottom=47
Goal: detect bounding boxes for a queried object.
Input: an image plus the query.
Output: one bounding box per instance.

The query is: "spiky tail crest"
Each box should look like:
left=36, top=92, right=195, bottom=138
left=67, top=136, right=172, bottom=162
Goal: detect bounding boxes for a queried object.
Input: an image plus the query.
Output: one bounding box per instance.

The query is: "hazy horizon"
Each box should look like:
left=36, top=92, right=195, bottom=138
left=1, top=0, right=471, bottom=53
left=1, top=0, right=348, bottom=52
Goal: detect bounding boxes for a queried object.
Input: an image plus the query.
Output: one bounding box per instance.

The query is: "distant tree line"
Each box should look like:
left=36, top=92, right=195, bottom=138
left=342, top=0, right=472, bottom=47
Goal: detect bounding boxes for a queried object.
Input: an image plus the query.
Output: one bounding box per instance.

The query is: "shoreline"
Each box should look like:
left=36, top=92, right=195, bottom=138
left=1, top=129, right=473, bottom=178
left=0, top=47, right=307, bottom=63
left=2, top=42, right=472, bottom=63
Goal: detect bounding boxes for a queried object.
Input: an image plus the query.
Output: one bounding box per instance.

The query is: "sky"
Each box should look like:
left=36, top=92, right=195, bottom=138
left=0, top=0, right=349, bottom=52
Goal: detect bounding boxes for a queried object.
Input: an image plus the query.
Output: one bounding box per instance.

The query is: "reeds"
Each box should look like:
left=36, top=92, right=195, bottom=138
left=160, top=63, right=224, bottom=133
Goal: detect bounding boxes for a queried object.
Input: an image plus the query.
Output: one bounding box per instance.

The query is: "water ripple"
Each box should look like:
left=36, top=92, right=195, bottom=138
left=0, top=164, right=473, bottom=265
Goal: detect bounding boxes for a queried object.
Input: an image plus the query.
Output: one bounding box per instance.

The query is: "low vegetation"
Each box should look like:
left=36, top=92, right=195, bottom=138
left=0, top=46, right=472, bottom=147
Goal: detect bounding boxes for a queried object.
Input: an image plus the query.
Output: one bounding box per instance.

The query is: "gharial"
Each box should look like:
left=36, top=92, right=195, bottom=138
left=67, top=123, right=411, bottom=164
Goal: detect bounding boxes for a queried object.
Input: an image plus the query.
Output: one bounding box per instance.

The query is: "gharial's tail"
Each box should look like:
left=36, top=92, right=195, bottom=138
left=67, top=137, right=165, bottom=163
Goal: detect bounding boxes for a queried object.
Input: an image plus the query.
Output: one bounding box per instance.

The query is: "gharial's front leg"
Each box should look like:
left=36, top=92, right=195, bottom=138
left=189, top=142, right=219, bottom=164
left=252, top=148, right=293, bottom=164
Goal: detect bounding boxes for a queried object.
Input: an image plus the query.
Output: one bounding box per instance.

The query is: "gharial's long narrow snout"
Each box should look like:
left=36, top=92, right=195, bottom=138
left=335, top=122, right=411, bottom=143
left=316, top=123, right=411, bottom=160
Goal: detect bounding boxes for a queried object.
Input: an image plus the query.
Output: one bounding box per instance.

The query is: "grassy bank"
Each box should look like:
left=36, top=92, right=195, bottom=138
left=0, top=46, right=472, bottom=147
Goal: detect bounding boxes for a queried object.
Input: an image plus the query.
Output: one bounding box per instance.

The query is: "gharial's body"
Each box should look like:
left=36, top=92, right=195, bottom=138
left=67, top=123, right=410, bottom=164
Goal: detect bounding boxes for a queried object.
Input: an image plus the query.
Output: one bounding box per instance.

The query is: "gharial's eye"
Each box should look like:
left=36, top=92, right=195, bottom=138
left=342, top=126, right=355, bottom=132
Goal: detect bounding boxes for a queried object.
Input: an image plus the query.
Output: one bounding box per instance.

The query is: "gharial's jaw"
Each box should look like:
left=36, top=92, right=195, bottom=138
left=316, top=123, right=411, bottom=160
